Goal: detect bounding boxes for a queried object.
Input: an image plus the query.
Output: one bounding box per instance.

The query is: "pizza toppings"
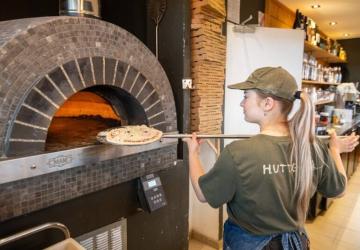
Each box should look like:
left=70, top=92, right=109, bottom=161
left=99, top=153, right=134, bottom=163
left=102, top=125, right=163, bottom=145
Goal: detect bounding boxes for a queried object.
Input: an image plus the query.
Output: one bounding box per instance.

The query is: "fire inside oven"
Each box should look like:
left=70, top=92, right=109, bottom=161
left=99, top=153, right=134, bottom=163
left=46, top=86, right=147, bottom=151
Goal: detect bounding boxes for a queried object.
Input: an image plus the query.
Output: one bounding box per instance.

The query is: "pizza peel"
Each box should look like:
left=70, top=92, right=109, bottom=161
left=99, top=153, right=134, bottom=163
left=96, top=126, right=339, bottom=146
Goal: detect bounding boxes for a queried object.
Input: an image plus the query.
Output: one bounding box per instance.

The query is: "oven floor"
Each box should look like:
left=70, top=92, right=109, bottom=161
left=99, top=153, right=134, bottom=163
left=46, top=117, right=121, bottom=151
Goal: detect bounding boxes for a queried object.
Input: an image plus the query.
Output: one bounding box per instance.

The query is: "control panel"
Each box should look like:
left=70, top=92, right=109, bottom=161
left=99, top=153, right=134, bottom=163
left=137, top=173, right=167, bottom=212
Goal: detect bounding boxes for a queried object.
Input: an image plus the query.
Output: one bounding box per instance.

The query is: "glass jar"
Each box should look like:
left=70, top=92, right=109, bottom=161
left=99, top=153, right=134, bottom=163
left=319, top=112, right=329, bottom=126
left=310, top=87, right=317, bottom=103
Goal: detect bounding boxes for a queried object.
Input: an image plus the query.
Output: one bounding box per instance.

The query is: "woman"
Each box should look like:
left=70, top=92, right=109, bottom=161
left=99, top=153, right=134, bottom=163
left=184, top=67, right=359, bottom=250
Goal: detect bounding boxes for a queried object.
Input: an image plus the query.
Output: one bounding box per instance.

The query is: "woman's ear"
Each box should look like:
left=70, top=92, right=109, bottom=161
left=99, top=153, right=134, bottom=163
left=263, top=97, right=275, bottom=111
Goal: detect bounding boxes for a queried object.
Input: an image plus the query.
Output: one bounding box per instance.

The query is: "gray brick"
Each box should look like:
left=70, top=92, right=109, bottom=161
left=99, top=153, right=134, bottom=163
left=0, top=16, right=177, bottom=156
left=0, top=145, right=177, bottom=222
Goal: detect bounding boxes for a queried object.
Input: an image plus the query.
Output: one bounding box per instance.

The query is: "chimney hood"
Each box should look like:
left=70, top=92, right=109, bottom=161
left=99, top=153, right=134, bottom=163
left=59, top=0, right=100, bottom=18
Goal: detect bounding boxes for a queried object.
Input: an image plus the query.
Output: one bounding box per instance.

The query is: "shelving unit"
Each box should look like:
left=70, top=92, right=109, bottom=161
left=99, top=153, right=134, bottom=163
left=302, top=80, right=340, bottom=86
left=304, top=41, right=346, bottom=64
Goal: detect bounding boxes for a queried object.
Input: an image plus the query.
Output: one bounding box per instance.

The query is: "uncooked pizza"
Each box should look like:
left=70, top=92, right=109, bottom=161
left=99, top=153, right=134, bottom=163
left=100, top=125, right=163, bottom=145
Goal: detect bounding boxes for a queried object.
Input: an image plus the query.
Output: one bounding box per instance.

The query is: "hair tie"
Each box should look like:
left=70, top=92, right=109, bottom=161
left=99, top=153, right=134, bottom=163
left=294, top=91, right=302, bottom=99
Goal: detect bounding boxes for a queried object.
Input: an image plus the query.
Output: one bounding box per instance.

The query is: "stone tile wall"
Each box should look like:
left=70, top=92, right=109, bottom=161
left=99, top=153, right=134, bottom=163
left=0, top=144, right=177, bottom=222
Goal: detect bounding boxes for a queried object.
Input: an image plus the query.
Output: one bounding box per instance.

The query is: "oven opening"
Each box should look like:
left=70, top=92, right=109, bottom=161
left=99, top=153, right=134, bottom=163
left=46, top=86, right=148, bottom=151
left=46, top=91, right=122, bottom=151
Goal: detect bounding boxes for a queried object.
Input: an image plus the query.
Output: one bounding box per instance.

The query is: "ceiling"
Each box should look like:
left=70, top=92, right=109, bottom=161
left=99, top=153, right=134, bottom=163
left=278, top=0, right=360, bottom=40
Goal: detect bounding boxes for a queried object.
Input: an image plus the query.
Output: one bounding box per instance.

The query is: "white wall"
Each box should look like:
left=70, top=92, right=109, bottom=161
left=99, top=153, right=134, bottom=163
left=188, top=140, right=220, bottom=240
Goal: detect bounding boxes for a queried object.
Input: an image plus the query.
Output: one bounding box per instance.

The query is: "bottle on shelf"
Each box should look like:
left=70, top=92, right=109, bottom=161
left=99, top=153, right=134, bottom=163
left=319, top=112, right=330, bottom=126
left=339, top=47, right=347, bottom=61
left=303, top=16, right=309, bottom=41
left=326, top=37, right=332, bottom=53
left=319, top=36, right=327, bottom=50
left=331, top=41, right=339, bottom=56
left=309, top=55, right=318, bottom=81
left=310, top=87, right=317, bottom=103
left=333, top=68, right=338, bottom=83
left=307, top=18, right=317, bottom=46
left=332, top=110, right=340, bottom=125
left=306, top=18, right=313, bottom=43
left=295, top=8, right=347, bottom=60
left=330, top=67, right=335, bottom=83
left=293, top=9, right=302, bottom=29
left=337, top=67, right=342, bottom=83
left=333, top=67, right=342, bottom=83
left=293, top=9, right=309, bottom=42
left=301, top=53, right=343, bottom=83
left=315, top=26, right=321, bottom=46
left=312, top=61, right=318, bottom=81
left=302, top=53, right=310, bottom=80
left=317, top=64, right=323, bottom=82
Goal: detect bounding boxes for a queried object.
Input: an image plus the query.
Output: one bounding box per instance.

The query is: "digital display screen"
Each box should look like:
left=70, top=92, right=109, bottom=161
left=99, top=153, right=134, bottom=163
left=148, top=180, right=157, bottom=188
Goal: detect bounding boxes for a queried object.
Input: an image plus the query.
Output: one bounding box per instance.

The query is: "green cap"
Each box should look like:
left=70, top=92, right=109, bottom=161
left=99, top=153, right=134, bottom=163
left=228, top=67, right=298, bottom=101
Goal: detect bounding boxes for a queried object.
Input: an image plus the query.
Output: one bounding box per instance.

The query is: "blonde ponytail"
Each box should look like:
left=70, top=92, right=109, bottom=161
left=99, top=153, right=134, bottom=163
left=289, top=92, right=324, bottom=224
left=256, top=90, right=325, bottom=224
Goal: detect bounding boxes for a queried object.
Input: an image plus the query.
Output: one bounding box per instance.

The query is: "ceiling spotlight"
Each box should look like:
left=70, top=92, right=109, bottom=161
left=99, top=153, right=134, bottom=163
left=329, top=21, right=337, bottom=26
left=344, top=33, right=350, bottom=37
left=311, top=4, right=321, bottom=9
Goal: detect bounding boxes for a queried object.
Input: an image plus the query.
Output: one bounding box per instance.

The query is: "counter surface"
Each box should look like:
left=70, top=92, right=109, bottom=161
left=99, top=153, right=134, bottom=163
left=333, top=114, right=360, bottom=136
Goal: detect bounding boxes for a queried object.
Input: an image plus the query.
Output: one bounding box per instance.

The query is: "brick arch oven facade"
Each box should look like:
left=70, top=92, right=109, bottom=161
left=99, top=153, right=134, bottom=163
left=0, top=16, right=177, bottom=156
left=0, top=16, right=187, bottom=250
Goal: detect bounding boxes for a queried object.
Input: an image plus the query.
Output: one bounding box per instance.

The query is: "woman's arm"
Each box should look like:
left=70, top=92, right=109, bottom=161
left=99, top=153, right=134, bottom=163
left=328, top=147, right=347, bottom=197
left=328, top=131, right=359, bottom=196
left=184, top=133, right=207, bottom=202
left=188, top=152, right=207, bottom=202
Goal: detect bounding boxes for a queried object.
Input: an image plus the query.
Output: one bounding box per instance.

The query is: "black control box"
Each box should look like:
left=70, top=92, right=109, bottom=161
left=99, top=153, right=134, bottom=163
left=137, top=173, right=167, bottom=212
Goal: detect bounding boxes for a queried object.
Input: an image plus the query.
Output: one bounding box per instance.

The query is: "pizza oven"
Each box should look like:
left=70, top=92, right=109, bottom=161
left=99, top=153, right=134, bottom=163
left=0, top=16, right=177, bottom=153
left=1, top=16, right=176, bottom=157
left=0, top=15, right=187, bottom=249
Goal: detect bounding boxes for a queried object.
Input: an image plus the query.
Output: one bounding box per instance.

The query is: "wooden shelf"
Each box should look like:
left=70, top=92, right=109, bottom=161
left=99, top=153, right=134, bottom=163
left=315, top=99, right=334, bottom=105
left=302, top=80, right=340, bottom=86
left=304, top=41, right=346, bottom=63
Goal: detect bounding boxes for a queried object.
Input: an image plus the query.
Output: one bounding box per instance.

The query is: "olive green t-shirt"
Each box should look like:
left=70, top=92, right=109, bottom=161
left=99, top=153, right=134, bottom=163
left=198, top=134, right=346, bottom=235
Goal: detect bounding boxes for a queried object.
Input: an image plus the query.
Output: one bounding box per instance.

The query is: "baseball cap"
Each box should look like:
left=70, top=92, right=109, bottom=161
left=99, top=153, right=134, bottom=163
left=228, top=67, right=298, bottom=101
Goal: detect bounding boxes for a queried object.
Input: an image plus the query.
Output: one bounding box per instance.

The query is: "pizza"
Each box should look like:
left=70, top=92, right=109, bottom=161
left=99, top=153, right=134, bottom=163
left=98, top=125, right=163, bottom=145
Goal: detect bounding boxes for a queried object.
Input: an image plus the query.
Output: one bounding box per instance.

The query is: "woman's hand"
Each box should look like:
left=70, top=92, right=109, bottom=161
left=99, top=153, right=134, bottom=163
left=329, top=131, right=359, bottom=154
left=183, top=132, right=203, bottom=155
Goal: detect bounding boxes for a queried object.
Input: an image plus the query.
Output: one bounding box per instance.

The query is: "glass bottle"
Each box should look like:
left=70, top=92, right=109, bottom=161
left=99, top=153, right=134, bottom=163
left=306, top=18, right=312, bottom=42
left=338, top=67, right=342, bottom=83
left=293, top=9, right=301, bottom=29
left=332, top=41, right=339, bottom=56
left=339, top=47, right=346, bottom=61
left=315, top=29, right=321, bottom=46
left=326, top=38, right=332, bottom=54
left=303, top=16, right=308, bottom=40
left=323, top=67, right=329, bottom=82
left=333, top=67, right=338, bottom=84
left=317, top=64, right=323, bottom=82
left=312, top=61, right=318, bottom=81
left=310, top=87, right=317, bottom=103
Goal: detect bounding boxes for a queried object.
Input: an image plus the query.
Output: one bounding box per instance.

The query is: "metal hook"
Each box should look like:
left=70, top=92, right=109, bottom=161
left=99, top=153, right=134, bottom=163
left=241, top=15, right=253, bottom=26
left=233, top=15, right=256, bottom=33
